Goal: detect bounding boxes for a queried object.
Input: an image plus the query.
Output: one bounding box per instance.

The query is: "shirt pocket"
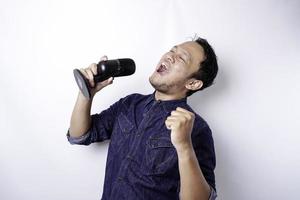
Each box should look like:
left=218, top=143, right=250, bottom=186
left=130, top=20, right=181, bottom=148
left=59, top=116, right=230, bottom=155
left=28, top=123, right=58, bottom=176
left=110, top=112, right=134, bottom=153
left=117, top=112, right=134, bottom=135
left=142, top=136, right=177, bottom=176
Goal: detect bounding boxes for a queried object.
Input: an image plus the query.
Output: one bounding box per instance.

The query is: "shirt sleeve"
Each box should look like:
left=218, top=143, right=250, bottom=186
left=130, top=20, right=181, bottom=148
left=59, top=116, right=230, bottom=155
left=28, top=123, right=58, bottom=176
left=192, top=123, right=217, bottom=195
left=209, top=185, right=218, bottom=200
left=66, top=98, right=121, bottom=146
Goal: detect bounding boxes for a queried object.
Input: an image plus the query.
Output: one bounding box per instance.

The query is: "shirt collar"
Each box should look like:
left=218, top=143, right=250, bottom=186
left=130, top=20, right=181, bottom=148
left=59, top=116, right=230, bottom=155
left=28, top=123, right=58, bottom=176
left=145, top=91, right=188, bottom=114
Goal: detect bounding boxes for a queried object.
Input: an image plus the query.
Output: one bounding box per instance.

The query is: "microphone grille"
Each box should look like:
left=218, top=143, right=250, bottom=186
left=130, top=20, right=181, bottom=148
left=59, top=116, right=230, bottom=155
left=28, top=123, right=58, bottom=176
left=118, top=58, right=136, bottom=75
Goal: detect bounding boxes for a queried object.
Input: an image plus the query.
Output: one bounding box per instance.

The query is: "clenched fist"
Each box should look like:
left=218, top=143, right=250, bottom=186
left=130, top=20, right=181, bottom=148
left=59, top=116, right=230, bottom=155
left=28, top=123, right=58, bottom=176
left=165, top=107, right=195, bottom=151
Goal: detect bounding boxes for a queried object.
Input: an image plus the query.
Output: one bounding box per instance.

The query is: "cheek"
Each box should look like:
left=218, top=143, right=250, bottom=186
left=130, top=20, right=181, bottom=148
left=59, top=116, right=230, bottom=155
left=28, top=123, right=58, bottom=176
left=173, top=64, right=190, bottom=77
left=168, top=69, right=190, bottom=83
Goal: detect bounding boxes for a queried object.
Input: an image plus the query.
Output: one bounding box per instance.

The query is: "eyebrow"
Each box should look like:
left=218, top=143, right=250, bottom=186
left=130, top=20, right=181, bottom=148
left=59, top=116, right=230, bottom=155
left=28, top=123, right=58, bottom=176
left=172, top=46, right=191, bottom=61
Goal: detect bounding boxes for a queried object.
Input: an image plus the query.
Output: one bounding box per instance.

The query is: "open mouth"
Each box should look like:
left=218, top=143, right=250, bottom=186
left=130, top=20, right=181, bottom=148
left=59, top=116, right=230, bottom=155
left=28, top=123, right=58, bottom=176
left=156, top=63, right=169, bottom=74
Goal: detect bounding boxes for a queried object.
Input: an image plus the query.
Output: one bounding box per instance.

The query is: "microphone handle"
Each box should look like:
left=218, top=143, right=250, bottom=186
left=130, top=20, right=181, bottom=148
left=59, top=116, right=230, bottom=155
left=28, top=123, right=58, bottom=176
left=94, top=60, right=122, bottom=83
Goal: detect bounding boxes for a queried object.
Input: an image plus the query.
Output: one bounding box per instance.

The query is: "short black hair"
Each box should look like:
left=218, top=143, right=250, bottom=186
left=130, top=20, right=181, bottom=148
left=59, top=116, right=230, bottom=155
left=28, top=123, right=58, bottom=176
left=186, top=37, right=218, bottom=97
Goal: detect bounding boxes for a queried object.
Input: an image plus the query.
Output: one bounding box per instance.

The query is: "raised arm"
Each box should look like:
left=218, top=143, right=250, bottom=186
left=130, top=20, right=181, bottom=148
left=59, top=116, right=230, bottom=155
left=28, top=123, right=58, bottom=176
left=69, top=56, right=113, bottom=137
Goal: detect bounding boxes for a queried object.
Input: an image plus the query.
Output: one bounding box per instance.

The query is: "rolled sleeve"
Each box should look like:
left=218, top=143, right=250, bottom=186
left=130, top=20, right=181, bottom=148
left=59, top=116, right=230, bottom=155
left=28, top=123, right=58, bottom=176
left=209, top=185, right=217, bottom=200
left=66, top=98, right=122, bottom=146
left=66, top=129, right=91, bottom=145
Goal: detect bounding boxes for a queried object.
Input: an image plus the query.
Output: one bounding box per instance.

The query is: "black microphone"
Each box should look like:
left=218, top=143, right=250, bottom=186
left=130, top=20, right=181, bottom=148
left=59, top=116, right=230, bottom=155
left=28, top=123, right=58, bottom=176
left=73, top=58, right=136, bottom=99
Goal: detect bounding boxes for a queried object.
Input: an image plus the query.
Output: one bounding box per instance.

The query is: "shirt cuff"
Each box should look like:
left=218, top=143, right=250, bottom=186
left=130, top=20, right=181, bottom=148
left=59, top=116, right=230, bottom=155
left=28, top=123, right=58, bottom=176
left=66, top=129, right=91, bottom=145
left=208, top=186, right=217, bottom=200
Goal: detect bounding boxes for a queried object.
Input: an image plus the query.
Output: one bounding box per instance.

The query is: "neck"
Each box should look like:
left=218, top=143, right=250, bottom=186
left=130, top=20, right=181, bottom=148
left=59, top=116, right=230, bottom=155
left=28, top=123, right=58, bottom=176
left=154, top=90, right=186, bottom=101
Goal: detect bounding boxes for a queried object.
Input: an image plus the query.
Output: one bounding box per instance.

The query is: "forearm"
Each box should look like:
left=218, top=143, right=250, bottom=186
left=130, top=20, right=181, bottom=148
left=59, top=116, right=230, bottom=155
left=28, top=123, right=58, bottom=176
left=177, top=145, right=210, bottom=200
left=69, top=92, right=93, bottom=137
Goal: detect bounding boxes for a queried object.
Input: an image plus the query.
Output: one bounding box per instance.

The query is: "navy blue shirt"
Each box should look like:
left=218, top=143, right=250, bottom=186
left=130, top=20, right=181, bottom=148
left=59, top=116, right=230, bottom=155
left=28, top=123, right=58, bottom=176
left=67, top=92, right=217, bottom=200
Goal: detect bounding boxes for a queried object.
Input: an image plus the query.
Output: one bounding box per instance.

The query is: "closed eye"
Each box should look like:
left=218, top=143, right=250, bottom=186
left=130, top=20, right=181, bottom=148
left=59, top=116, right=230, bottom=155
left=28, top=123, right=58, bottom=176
left=169, top=49, right=186, bottom=63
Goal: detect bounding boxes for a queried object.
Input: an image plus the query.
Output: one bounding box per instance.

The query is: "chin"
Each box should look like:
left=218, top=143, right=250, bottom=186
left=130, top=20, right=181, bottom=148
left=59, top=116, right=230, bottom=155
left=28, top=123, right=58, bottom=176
left=149, top=79, right=170, bottom=94
left=149, top=74, right=160, bottom=86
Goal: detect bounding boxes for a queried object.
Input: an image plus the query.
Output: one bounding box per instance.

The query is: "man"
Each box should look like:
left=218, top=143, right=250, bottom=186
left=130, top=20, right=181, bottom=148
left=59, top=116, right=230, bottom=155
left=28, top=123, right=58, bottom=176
left=67, top=37, right=218, bottom=200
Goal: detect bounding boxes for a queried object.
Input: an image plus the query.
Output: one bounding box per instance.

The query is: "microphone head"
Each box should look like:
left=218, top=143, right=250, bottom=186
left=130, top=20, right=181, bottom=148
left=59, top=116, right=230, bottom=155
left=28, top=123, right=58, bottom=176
left=73, top=69, right=92, bottom=99
left=116, top=58, right=136, bottom=76
left=73, top=58, right=136, bottom=99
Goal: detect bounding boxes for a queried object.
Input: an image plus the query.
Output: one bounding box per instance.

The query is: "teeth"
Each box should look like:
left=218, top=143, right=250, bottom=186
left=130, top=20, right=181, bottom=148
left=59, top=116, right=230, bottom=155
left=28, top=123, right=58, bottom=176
left=156, top=66, right=162, bottom=72
left=161, top=63, right=168, bottom=70
left=156, top=62, right=169, bottom=73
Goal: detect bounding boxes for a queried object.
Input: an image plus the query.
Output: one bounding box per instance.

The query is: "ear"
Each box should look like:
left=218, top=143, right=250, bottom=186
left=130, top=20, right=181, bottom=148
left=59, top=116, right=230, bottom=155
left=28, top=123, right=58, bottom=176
left=185, top=79, right=203, bottom=91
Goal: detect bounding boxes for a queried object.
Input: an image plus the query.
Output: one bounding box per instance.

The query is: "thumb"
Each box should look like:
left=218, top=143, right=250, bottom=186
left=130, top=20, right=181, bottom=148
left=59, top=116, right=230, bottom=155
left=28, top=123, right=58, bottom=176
left=100, top=55, right=108, bottom=61
left=95, top=77, right=114, bottom=90
left=165, top=119, right=172, bottom=130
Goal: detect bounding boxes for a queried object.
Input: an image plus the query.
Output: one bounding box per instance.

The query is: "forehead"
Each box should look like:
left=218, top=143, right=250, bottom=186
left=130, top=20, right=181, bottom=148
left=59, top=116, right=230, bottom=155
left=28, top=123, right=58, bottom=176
left=177, top=41, right=205, bottom=64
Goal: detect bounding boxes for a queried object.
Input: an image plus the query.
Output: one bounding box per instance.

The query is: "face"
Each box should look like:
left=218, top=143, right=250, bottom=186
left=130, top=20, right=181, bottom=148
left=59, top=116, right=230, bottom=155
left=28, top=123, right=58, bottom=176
left=149, top=41, right=205, bottom=96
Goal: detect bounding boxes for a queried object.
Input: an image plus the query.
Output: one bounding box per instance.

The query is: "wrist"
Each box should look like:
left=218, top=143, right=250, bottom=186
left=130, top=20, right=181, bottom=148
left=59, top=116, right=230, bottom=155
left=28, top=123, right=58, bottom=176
left=175, top=142, right=194, bottom=156
left=78, top=91, right=94, bottom=102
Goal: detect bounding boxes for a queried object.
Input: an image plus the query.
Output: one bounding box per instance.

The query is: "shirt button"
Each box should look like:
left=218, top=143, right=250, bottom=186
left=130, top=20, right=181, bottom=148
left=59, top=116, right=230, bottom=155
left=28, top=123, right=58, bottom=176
left=118, top=176, right=123, bottom=181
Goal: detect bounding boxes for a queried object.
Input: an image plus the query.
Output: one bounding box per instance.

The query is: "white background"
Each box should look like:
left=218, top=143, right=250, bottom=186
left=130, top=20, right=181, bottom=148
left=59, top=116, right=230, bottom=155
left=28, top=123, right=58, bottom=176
left=1, top=0, right=300, bottom=199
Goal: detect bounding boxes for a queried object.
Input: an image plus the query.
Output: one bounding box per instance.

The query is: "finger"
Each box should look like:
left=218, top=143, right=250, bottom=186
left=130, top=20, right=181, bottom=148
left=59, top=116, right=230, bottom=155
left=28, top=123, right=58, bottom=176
left=165, top=120, right=173, bottom=130
left=85, top=63, right=97, bottom=76
left=165, top=118, right=179, bottom=129
left=165, top=117, right=178, bottom=125
left=100, top=55, right=108, bottom=61
left=90, top=63, right=98, bottom=76
left=101, top=77, right=114, bottom=85
left=167, top=115, right=181, bottom=121
left=107, top=77, right=114, bottom=84
left=170, top=110, right=183, bottom=117
left=176, top=107, right=193, bottom=115
left=79, top=68, right=90, bottom=80
left=167, top=116, right=186, bottom=128
left=94, top=77, right=113, bottom=90
left=166, top=125, right=172, bottom=130
left=85, top=68, right=95, bottom=87
left=176, top=107, right=194, bottom=119
left=170, top=111, right=190, bottom=122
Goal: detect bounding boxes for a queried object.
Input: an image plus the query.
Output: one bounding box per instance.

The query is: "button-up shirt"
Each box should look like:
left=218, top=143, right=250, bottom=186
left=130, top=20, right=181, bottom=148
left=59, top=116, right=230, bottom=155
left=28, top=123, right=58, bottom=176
left=67, top=92, right=217, bottom=200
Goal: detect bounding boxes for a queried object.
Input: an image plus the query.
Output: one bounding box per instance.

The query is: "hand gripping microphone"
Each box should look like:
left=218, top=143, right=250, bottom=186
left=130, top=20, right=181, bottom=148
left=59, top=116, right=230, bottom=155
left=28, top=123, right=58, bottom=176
left=73, top=58, right=135, bottom=99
